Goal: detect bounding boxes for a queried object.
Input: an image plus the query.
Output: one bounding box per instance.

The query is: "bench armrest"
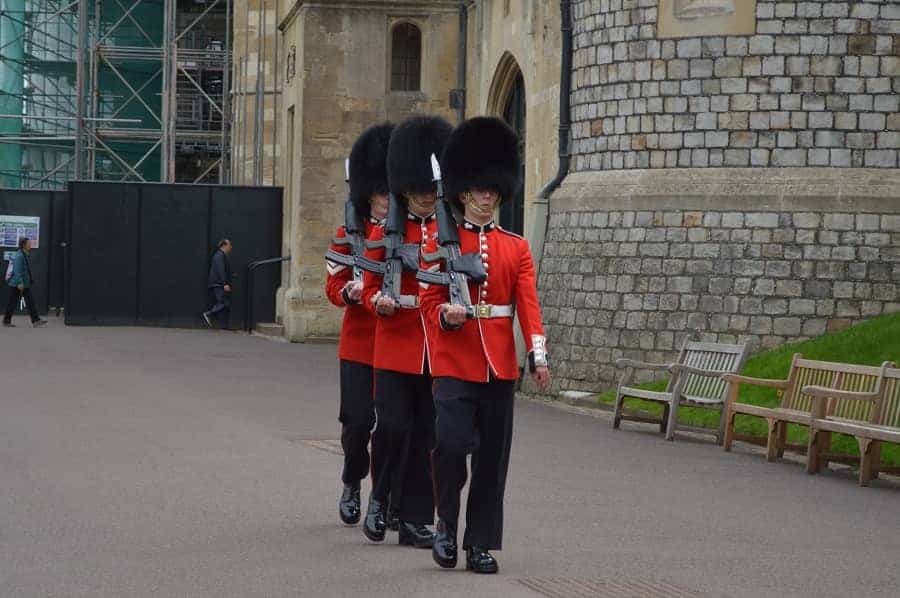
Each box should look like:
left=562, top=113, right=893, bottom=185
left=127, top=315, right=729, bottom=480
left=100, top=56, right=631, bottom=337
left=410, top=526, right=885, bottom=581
left=614, top=358, right=672, bottom=372
left=721, top=373, right=789, bottom=390
left=801, top=385, right=879, bottom=402
left=802, top=385, right=879, bottom=418
left=669, top=364, right=731, bottom=378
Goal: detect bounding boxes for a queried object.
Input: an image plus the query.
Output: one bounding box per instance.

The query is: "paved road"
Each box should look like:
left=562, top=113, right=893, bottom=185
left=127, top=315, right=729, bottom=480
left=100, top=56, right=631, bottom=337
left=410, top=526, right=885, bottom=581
left=1, top=323, right=898, bottom=598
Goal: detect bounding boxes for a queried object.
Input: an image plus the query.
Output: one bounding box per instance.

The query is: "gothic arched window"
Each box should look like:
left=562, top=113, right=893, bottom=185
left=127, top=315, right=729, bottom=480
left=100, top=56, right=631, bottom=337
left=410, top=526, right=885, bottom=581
left=391, top=23, right=421, bottom=92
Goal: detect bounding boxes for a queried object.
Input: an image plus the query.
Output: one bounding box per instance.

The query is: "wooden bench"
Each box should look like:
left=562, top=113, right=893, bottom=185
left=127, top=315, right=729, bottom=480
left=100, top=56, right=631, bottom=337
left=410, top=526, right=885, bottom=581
left=722, top=355, right=889, bottom=462
left=804, top=364, right=900, bottom=486
left=613, top=339, right=749, bottom=443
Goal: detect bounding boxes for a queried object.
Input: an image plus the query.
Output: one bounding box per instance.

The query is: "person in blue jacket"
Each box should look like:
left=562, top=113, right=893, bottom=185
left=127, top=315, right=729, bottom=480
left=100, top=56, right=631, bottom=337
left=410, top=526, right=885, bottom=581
left=202, top=238, right=233, bottom=328
left=3, top=237, right=46, bottom=328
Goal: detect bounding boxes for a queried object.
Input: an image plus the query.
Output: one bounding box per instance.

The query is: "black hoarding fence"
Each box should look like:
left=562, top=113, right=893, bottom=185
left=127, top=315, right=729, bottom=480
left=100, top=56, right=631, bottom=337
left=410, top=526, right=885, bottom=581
left=0, top=189, right=67, bottom=317
left=65, top=182, right=283, bottom=328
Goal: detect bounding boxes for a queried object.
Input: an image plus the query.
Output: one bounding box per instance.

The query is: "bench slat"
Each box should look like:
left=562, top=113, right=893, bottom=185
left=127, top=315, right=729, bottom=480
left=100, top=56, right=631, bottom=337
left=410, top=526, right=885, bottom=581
left=619, top=386, right=673, bottom=403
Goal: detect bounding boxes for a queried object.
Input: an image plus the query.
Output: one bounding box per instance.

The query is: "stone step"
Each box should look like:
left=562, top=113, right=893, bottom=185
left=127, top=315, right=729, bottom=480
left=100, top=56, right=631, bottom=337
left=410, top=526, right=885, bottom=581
left=254, top=322, right=284, bottom=339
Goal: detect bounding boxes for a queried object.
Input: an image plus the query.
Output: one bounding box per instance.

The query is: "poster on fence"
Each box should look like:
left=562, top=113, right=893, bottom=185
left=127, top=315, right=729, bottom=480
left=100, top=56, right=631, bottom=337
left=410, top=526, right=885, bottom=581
left=0, top=215, right=40, bottom=248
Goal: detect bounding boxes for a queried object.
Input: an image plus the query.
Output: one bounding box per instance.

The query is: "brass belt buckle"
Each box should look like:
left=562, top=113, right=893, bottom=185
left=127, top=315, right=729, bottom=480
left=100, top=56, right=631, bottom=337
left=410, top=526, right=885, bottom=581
left=476, top=304, right=492, bottom=318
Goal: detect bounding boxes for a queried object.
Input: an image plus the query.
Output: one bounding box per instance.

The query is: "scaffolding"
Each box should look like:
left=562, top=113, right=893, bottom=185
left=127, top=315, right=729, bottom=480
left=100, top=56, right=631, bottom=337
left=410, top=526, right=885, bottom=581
left=0, top=0, right=233, bottom=189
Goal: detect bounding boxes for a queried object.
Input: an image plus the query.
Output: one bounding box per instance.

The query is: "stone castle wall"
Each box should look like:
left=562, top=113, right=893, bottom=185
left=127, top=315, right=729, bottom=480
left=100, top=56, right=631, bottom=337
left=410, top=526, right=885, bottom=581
left=539, top=169, right=900, bottom=392
left=570, top=0, right=900, bottom=171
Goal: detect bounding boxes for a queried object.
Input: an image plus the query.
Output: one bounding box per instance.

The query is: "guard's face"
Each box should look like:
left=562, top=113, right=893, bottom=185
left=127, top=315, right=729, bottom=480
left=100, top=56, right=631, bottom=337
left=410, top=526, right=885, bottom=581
left=406, top=191, right=437, bottom=216
left=370, top=193, right=389, bottom=220
left=465, top=188, right=500, bottom=219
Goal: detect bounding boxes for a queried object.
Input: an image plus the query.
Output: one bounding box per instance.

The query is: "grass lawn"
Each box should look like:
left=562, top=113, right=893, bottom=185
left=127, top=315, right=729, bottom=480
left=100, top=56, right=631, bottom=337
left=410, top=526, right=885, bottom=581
left=594, top=312, right=900, bottom=466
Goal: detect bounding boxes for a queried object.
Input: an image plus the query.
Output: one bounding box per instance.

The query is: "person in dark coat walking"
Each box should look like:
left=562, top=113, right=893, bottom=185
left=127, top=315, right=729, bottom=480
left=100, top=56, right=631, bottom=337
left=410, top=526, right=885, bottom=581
left=3, top=237, right=46, bottom=328
left=202, top=239, right=233, bottom=328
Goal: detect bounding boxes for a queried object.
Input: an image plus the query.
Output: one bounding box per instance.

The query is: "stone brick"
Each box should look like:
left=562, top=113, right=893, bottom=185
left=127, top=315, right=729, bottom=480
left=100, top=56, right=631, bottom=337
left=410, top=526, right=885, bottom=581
left=677, top=39, right=702, bottom=59
left=882, top=216, right=900, bottom=233
left=773, top=317, right=802, bottom=336
left=860, top=113, right=887, bottom=131
left=847, top=132, right=876, bottom=149
left=751, top=149, right=770, bottom=166
left=830, top=149, right=852, bottom=167
left=745, top=213, right=779, bottom=228
left=808, top=112, right=834, bottom=129
left=765, top=260, right=791, bottom=278
left=726, top=37, right=748, bottom=56
left=731, top=94, right=758, bottom=112
left=793, top=213, right=821, bottom=229
left=749, top=35, right=775, bottom=55
left=702, top=37, right=726, bottom=58
left=848, top=34, right=876, bottom=55
left=819, top=230, right=839, bottom=245
left=875, top=95, right=900, bottom=113
left=805, top=246, right=832, bottom=260
left=802, top=318, right=828, bottom=337
left=810, top=55, right=842, bottom=76
left=775, top=280, right=804, bottom=297
left=734, top=260, right=765, bottom=277
left=749, top=316, right=772, bottom=334
left=865, top=150, right=898, bottom=168
left=800, top=35, right=830, bottom=55
left=772, top=149, right=807, bottom=167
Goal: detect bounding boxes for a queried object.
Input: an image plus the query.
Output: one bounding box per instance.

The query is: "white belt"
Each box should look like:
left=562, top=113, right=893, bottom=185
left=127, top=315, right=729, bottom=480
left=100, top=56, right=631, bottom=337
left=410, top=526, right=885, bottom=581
left=474, top=304, right=514, bottom=319
left=397, top=295, right=420, bottom=309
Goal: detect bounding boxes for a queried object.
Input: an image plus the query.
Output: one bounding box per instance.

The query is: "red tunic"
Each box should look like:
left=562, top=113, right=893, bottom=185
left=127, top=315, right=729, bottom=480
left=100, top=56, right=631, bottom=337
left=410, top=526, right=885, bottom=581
left=361, top=213, right=437, bottom=375
left=420, top=220, right=546, bottom=383
left=325, top=221, right=379, bottom=365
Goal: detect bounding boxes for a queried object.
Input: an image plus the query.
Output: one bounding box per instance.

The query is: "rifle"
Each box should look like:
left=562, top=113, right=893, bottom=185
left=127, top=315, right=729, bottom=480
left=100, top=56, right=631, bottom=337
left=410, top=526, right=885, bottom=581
left=364, top=192, right=420, bottom=306
left=325, top=159, right=385, bottom=279
left=417, top=154, right=487, bottom=319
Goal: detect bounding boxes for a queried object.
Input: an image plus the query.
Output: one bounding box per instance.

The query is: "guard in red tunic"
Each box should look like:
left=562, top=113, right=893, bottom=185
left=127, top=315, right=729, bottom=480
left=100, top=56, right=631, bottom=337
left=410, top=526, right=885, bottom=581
left=360, top=115, right=452, bottom=548
left=420, top=117, right=551, bottom=574
left=325, top=122, right=392, bottom=526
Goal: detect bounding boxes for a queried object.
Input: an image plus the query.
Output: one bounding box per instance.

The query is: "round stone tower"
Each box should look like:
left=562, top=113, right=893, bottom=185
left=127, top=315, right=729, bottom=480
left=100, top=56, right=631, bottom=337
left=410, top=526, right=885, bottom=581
left=538, top=0, right=900, bottom=392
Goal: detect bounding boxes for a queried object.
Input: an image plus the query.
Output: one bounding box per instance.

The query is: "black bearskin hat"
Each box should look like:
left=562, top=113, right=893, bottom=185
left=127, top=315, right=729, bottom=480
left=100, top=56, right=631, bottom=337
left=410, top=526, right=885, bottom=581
left=348, top=122, right=394, bottom=218
left=387, top=115, right=453, bottom=198
left=441, top=116, right=521, bottom=213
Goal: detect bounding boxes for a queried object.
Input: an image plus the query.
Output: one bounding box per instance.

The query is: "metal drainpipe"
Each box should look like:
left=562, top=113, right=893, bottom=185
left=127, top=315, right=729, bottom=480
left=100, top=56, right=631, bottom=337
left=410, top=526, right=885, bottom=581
left=456, top=3, right=467, bottom=124
left=528, top=0, right=572, bottom=267
left=538, top=0, right=573, bottom=201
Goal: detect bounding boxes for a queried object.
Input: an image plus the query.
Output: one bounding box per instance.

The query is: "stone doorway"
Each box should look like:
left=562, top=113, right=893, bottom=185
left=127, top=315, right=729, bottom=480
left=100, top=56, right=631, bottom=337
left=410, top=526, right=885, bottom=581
left=488, top=53, right=526, bottom=235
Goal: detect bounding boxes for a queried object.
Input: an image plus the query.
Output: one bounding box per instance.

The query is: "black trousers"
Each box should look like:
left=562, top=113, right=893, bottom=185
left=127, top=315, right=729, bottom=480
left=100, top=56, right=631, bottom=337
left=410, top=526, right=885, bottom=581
left=372, top=367, right=435, bottom=525
left=3, top=287, right=39, bottom=324
left=432, top=376, right=515, bottom=551
left=339, top=360, right=376, bottom=484
left=208, top=287, right=230, bottom=327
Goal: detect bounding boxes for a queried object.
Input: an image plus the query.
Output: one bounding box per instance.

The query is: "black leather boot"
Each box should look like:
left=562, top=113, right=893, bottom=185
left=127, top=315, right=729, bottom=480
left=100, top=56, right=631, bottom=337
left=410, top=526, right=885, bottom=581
left=466, top=546, right=498, bottom=574
left=397, top=521, right=434, bottom=548
left=432, top=520, right=458, bottom=568
left=362, top=497, right=386, bottom=542
left=387, top=505, right=401, bottom=531
left=338, top=482, right=361, bottom=525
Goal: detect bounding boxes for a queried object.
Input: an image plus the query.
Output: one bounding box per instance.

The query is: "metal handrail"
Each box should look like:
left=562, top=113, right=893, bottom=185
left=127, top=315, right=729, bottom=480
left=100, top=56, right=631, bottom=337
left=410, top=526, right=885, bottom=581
left=244, top=255, right=290, bottom=333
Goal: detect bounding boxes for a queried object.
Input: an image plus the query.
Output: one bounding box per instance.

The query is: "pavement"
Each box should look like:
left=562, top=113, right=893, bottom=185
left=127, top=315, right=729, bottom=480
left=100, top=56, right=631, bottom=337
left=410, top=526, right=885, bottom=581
left=1, top=321, right=898, bottom=598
